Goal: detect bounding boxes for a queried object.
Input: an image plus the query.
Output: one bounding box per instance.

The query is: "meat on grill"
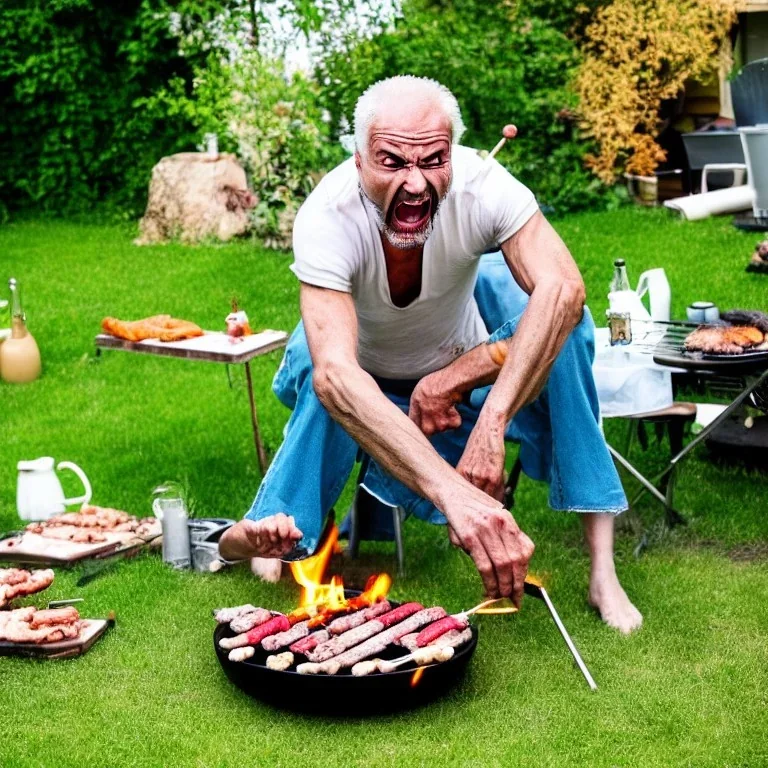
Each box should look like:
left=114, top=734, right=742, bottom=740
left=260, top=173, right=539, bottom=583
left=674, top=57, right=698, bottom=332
left=721, top=309, right=768, bottom=334
left=306, top=602, right=423, bottom=663
left=306, top=619, right=386, bottom=663
left=327, top=600, right=392, bottom=635
left=374, top=645, right=455, bottom=675
left=213, top=604, right=260, bottom=624
left=414, top=616, right=469, bottom=647
left=228, top=646, right=255, bottom=663
left=376, top=602, right=424, bottom=628
left=262, top=620, right=310, bottom=652
left=290, top=630, right=329, bottom=655
left=218, top=614, right=290, bottom=650
left=684, top=325, right=765, bottom=355
left=400, top=627, right=472, bottom=653
left=265, top=651, right=294, bottom=671
left=230, top=608, right=273, bottom=634
left=319, top=607, right=447, bottom=674
left=0, top=568, right=55, bottom=608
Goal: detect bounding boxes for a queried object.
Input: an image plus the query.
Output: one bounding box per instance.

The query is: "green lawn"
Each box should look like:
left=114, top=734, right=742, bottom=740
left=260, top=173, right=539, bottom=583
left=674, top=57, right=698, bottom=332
left=1, top=209, right=767, bottom=768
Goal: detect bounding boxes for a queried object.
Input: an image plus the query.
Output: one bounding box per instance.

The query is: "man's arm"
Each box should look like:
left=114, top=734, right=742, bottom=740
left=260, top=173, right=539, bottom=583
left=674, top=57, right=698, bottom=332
left=409, top=211, right=585, bottom=499
left=302, top=282, right=533, bottom=602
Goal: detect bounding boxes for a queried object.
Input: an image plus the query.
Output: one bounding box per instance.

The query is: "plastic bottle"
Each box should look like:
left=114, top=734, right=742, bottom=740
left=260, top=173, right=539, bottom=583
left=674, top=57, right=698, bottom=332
left=0, top=278, right=42, bottom=384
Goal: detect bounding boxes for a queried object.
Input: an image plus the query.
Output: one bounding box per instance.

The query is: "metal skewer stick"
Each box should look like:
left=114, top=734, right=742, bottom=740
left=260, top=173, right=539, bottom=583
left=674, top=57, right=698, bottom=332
left=525, top=583, right=597, bottom=691
left=454, top=597, right=513, bottom=620
left=377, top=645, right=455, bottom=672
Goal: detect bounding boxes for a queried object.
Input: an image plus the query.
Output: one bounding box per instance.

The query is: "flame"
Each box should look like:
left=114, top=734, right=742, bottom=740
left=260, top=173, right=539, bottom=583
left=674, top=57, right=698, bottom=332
left=288, top=524, right=391, bottom=627
left=410, top=667, right=425, bottom=688
left=526, top=573, right=545, bottom=588
left=361, top=573, right=392, bottom=604
left=289, top=524, right=341, bottom=608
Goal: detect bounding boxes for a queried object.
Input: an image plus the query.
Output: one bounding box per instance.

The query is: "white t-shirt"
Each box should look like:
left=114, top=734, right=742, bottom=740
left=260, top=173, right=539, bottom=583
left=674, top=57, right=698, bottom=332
left=291, top=144, right=538, bottom=379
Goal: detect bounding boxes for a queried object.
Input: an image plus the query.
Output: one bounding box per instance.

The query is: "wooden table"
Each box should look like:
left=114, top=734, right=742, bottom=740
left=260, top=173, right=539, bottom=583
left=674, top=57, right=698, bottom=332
left=95, top=330, right=289, bottom=474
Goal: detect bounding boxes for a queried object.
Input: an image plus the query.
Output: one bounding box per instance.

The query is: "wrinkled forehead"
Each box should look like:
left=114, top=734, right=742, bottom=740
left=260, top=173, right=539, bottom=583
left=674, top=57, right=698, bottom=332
left=367, top=97, right=452, bottom=157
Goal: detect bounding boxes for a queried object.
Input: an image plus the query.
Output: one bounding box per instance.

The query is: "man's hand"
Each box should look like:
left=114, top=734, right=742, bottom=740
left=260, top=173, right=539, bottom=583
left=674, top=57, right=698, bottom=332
left=442, top=489, right=534, bottom=605
left=456, top=421, right=507, bottom=502
left=408, top=372, right=463, bottom=436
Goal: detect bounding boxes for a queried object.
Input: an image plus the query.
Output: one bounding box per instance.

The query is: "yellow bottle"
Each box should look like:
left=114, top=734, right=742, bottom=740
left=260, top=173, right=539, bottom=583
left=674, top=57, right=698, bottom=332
left=0, top=278, right=42, bottom=384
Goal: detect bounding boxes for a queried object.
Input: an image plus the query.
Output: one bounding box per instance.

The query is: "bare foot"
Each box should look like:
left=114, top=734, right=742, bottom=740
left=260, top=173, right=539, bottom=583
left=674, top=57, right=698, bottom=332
left=250, top=557, right=282, bottom=582
left=219, top=513, right=303, bottom=561
left=588, top=568, right=643, bottom=635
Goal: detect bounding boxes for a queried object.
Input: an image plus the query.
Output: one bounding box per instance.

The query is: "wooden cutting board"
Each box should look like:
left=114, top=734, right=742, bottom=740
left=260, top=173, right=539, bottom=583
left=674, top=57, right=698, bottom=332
left=0, top=619, right=111, bottom=659
left=0, top=530, right=156, bottom=566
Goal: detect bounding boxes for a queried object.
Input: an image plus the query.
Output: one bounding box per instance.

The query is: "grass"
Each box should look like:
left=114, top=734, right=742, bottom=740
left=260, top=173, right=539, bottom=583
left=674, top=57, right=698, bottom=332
left=1, top=208, right=767, bottom=768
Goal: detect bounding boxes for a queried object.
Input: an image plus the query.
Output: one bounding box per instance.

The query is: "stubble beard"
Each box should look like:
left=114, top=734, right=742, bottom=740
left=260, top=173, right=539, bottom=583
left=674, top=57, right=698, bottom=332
left=359, top=183, right=447, bottom=250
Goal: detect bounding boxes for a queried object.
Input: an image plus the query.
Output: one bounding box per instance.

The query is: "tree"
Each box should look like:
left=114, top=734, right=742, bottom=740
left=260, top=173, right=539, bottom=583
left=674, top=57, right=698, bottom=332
left=574, top=0, right=740, bottom=181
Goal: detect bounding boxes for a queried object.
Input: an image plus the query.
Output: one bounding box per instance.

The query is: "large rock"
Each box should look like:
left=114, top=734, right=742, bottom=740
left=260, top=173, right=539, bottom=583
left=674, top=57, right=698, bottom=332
left=135, top=153, right=256, bottom=245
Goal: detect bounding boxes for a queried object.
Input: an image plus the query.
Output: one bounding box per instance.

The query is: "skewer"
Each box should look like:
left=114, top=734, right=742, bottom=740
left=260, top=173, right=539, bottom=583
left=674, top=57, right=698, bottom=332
left=375, top=645, right=455, bottom=674
left=486, top=124, right=518, bottom=161
left=524, top=582, right=597, bottom=691
left=453, top=597, right=514, bottom=620
left=487, top=137, right=507, bottom=161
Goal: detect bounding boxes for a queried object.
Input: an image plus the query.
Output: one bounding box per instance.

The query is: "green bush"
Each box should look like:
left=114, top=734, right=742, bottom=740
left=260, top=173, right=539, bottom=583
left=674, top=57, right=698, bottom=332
left=0, top=0, right=220, bottom=217
left=141, top=52, right=347, bottom=248
left=317, top=0, right=617, bottom=214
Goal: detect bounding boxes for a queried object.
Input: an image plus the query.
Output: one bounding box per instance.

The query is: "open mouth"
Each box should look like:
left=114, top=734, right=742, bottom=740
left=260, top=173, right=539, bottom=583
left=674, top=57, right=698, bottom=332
left=391, top=198, right=432, bottom=232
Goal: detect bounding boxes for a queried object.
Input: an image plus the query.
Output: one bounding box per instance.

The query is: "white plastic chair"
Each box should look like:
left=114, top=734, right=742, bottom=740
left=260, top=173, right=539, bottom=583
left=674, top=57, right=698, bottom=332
left=701, top=162, right=747, bottom=193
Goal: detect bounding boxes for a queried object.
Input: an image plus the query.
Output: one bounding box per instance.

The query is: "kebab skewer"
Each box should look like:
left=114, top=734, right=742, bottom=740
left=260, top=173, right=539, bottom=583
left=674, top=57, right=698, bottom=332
left=306, top=602, right=423, bottom=663
left=219, top=614, right=290, bottom=650
left=352, top=645, right=456, bottom=677
left=298, top=606, right=448, bottom=675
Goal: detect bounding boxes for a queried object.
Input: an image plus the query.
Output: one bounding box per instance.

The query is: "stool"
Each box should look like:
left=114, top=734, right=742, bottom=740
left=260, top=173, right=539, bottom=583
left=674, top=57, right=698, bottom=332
left=624, top=402, right=697, bottom=457
left=346, top=455, right=406, bottom=576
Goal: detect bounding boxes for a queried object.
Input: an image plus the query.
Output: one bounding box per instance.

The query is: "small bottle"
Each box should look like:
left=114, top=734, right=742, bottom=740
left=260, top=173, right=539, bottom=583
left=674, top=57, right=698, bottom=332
left=0, top=278, right=42, bottom=384
left=609, top=259, right=631, bottom=294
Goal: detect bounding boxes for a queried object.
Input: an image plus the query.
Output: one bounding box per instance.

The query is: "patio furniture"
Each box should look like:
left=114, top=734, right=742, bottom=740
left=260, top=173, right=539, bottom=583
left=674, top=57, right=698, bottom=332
left=609, top=322, right=768, bottom=525
left=701, top=163, right=746, bottom=193
left=346, top=454, right=405, bottom=576
left=731, top=57, right=768, bottom=128
left=94, top=329, right=288, bottom=474
left=681, top=130, right=745, bottom=193
left=739, top=125, right=768, bottom=219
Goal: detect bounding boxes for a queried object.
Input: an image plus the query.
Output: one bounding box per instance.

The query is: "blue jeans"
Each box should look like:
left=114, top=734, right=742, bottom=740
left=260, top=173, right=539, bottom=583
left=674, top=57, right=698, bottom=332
left=245, top=252, right=627, bottom=557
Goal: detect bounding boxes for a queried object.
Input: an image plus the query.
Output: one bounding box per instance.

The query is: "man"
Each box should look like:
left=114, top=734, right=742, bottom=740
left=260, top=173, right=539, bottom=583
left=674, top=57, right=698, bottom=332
left=219, top=76, right=642, bottom=633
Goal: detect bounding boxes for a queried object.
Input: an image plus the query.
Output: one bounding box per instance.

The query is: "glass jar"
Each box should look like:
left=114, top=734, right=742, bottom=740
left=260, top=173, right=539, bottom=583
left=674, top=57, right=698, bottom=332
left=608, top=311, right=632, bottom=346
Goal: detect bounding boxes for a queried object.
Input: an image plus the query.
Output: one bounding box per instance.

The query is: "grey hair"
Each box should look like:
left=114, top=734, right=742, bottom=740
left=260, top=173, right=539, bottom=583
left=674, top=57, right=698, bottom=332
left=353, top=76, right=466, bottom=157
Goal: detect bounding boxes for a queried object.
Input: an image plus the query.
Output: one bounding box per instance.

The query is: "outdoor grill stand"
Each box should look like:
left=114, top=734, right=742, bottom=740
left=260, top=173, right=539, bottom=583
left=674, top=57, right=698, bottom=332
left=606, top=322, right=768, bottom=529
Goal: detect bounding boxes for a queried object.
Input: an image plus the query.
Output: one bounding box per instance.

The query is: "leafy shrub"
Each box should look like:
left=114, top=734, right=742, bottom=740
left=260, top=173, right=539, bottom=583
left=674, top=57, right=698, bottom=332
left=142, top=52, right=346, bottom=248
left=0, top=0, right=220, bottom=216
left=574, top=0, right=739, bottom=181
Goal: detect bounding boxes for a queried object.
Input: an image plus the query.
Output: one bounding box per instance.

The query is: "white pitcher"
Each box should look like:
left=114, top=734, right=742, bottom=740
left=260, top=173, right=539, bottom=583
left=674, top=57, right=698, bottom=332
left=16, top=457, right=92, bottom=521
left=608, top=290, right=651, bottom=322
left=636, top=268, right=671, bottom=322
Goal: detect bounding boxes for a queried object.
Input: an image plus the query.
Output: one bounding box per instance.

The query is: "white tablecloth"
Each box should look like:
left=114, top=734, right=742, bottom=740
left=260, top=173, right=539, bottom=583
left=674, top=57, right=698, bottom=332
left=592, top=326, right=677, bottom=417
